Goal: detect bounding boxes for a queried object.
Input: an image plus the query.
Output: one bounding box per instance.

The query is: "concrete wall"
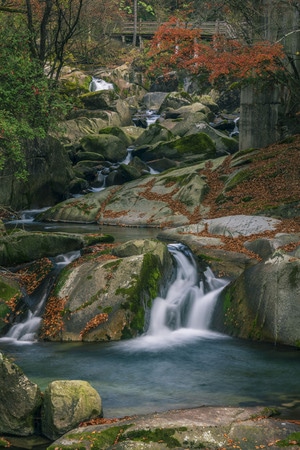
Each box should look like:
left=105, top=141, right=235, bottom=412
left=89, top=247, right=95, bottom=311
left=239, top=1, right=300, bottom=150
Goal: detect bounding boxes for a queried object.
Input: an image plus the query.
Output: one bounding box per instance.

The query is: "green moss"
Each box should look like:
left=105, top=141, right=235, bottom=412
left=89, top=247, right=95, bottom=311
left=117, top=252, right=163, bottom=335
left=0, top=303, right=10, bottom=320
left=48, top=425, right=131, bottom=450
left=103, top=259, right=122, bottom=270
left=294, top=340, right=300, bottom=348
left=52, top=267, right=72, bottom=296
left=173, top=133, right=216, bottom=155
left=162, top=174, right=189, bottom=186
left=232, top=148, right=258, bottom=160
left=98, top=126, right=132, bottom=146
left=0, top=437, right=10, bottom=447
left=125, top=427, right=187, bottom=447
left=289, top=266, right=299, bottom=289
left=277, top=432, right=300, bottom=447
left=221, top=136, right=238, bottom=152
left=225, top=168, right=253, bottom=192
left=0, top=280, right=19, bottom=301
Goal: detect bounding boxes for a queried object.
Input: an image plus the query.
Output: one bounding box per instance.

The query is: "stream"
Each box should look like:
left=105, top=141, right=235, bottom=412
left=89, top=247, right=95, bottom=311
left=1, top=221, right=300, bottom=419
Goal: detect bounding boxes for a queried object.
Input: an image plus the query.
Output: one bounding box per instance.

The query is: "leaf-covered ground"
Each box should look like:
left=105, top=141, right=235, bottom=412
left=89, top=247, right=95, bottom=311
left=202, top=135, right=300, bottom=224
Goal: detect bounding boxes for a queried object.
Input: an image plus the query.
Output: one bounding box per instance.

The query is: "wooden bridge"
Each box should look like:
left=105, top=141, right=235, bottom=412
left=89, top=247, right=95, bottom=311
left=111, top=20, right=237, bottom=43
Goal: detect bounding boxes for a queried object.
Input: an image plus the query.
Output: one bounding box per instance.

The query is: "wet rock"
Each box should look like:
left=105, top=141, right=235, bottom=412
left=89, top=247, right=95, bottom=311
left=216, top=248, right=300, bottom=346
left=41, top=380, right=102, bottom=440
left=40, top=239, right=173, bottom=341
left=0, top=352, right=42, bottom=436
left=49, top=406, right=300, bottom=450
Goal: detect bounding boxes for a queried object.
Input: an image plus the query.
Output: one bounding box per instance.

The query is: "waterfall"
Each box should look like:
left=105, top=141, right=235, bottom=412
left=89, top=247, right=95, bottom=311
left=121, top=243, right=229, bottom=351
left=89, top=77, right=114, bottom=92
left=1, top=251, right=80, bottom=344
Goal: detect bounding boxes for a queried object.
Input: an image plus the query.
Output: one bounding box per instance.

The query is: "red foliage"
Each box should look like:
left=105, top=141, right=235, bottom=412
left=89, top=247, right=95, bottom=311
left=148, top=17, right=285, bottom=83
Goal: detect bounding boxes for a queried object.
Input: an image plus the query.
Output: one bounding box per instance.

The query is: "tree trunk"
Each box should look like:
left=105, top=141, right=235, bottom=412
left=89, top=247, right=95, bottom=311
left=133, top=0, right=138, bottom=46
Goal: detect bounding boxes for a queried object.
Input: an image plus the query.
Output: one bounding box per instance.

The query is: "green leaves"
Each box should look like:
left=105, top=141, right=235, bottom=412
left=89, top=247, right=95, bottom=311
left=0, top=22, right=69, bottom=179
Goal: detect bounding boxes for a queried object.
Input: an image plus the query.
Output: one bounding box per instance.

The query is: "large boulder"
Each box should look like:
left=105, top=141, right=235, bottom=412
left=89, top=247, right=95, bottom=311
left=0, top=136, right=75, bottom=210
left=133, top=123, right=174, bottom=147
left=0, top=352, right=42, bottom=436
left=41, top=380, right=102, bottom=440
left=0, top=231, right=84, bottom=266
left=141, top=92, right=168, bottom=111
left=79, top=134, right=128, bottom=163
left=58, top=116, right=122, bottom=144
left=37, top=160, right=214, bottom=227
left=40, top=239, right=173, bottom=341
left=0, top=231, right=113, bottom=267
left=134, top=132, right=218, bottom=166
left=214, top=248, right=300, bottom=346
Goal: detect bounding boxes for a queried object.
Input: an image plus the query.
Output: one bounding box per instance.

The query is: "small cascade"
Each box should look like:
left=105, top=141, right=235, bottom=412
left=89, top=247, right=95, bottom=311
left=146, top=110, right=160, bottom=126
left=122, top=243, right=229, bottom=350
left=121, top=146, right=134, bottom=165
left=89, top=77, right=114, bottom=92
left=230, top=117, right=240, bottom=137
left=1, top=250, right=80, bottom=344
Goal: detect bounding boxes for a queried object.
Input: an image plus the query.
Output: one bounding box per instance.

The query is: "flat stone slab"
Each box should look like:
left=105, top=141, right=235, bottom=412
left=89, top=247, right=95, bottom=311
left=205, top=215, right=281, bottom=237
left=51, top=406, right=300, bottom=449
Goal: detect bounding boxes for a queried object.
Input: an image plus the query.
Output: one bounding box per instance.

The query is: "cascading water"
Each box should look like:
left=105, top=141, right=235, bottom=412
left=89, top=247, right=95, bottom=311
left=1, top=250, right=80, bottom=344
left=122, top=243, right=229, bottom=350
left=89, top=77, right=114, bottom=92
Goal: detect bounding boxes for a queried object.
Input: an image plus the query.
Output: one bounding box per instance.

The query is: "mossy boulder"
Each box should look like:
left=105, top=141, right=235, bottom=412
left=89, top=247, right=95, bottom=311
left=0, top=231, right=113, bottom=267
left=40, top=239, right=173, bottom=342
left=99, top=126, right=133, bottom=147
left=80, top=134, right=127, bottom=162
left=41, top=380, right=102, bottom=440
left=0, top=231, right=84, bottom=266
left=134, top=123, right=175, bottom=147
left=158, top=91, right=193, bottom=112
left=80, top=90, right=119, bottom=110
left=134, top=132, right=217, bottom=165
left=106, top=163, right=143, bottom=186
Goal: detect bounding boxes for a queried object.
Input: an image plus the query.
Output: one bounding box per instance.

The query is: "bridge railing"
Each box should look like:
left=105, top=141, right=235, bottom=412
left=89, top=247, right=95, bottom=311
left=111, top=20, right=237, bottom=39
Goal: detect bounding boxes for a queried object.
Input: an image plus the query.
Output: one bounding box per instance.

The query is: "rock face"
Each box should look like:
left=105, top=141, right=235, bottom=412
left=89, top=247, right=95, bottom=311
left=36, top=160, right=215, bottom=227
left=0, top=352, right=42, bottom=436
left=40, top=239, right=173, bottom=341
left=216, top=249, right=300, bottom=346
left=0, top=136, right=75, bottom=210
left=41, top=380, right=102, bottom=440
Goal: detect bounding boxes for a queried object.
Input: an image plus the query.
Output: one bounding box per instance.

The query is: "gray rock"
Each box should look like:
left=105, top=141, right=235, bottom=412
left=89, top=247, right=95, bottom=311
left=41, top=380, right=102, bottom=440
left=80, top=134, right=127, bottom=163
left=244, top=233, right=300, bottom=259
left=205, top=215, right=281, bottom=237
left=0, top=231, right=84, bottom=266
left=0, top=352, right=42, bottom=436
left=0, top=136, right=75, bottom=210
left=217, top=248, right=300, bottom=346
left=49, top=406, right=300, bottom=450
left=37, top=160, right=216, bottom=227
left=141, top=92, right=168, bottom=110
left=41, top=239, right=173, bottom=341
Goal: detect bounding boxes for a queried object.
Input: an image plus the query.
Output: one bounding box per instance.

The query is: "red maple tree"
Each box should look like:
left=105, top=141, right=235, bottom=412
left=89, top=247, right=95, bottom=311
left=147, top=16, right=285, bottom=83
